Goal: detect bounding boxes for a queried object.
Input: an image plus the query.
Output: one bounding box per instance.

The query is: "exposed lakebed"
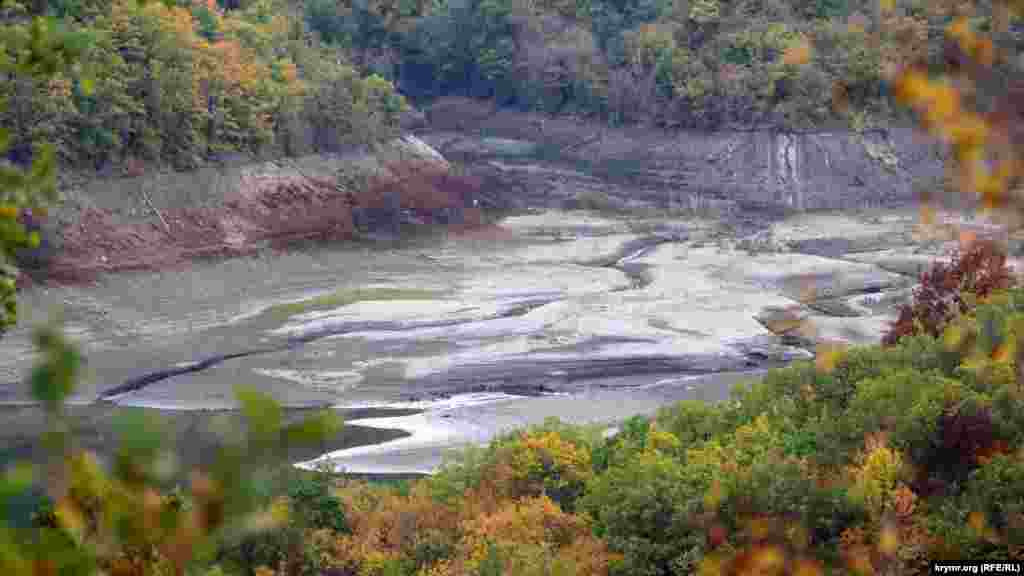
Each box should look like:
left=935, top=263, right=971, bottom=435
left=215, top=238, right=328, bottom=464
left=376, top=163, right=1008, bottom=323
left=0, top=207, right=977, bottom=474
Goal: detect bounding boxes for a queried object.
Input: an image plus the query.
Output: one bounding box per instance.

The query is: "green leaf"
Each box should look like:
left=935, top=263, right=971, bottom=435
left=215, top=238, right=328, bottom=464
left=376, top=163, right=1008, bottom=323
left=0, top=463, right=34, bottom=518
left=79, top=76, right=94, bottom=96
left=282, top=410, right=343, bottom=446
left=112, top=408, right=168, bottom=483
left=0, top=128, right=9, bottom=154
left=29, top=323, right=80, bottom=412
left=235, top=385, right=283, bottom=444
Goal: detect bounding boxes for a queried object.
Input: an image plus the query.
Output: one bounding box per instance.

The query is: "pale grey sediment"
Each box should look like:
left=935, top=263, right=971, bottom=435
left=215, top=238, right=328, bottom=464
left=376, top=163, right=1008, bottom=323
left=0, top=207, right=961, bottom=476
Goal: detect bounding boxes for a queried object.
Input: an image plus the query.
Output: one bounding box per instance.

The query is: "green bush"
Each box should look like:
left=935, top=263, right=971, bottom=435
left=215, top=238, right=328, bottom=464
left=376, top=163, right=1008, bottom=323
left=581, top=450, right=704, bottom=576
left=963, top=455, right=1024, bottom=546
left=306, top=0, right=349, bottom=46
left=845, top=368, right=958, bottom=450
left=654, top=400, right=731, bottom=450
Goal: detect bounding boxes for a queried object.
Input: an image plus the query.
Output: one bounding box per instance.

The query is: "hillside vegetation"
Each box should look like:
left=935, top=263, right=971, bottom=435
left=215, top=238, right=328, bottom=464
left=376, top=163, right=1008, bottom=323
left=1, top=0, right=407, bottom=171
left=237, top=244, right=1024, bottom=575
left=5, top=244, right=1024, bottom=575
left=5, top=0, right=1023, bottom=175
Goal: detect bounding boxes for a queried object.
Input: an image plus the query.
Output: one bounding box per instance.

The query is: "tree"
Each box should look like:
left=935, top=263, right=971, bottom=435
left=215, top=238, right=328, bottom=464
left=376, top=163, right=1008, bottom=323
left=0, top=4, right=343, bottom=575
left=0, top=12, right=89, bottom=333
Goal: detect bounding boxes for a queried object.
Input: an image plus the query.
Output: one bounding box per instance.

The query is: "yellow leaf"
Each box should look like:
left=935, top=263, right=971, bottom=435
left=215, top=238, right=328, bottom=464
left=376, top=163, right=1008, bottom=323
left=879, top=0, right=895, bottom=13
left=816, top=342, right=847, bottom=374
left=752, top=545, right=786, bottom=571
left=892, top=70, right=931, bottom=106
left=748, top=517, right=772, bottom=541
left=879, top=523, right=899, bottom=555
left=947, top=17, right=971, bottom=44
left=0, top=206, right=17, bottom=219
left=920, top=202, right=936, bottom=227
left=943, top=324, right=964, bottom=351
left=698, top=553, right=726, bottom=576
left=54, top=498, right=87, bottom=543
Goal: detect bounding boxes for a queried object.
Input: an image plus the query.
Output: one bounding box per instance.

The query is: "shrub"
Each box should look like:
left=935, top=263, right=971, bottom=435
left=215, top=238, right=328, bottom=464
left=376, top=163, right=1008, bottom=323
left=0, top=325, right=342, bottom=576
left=581, top=450, right=703, bottom=576
left=454, top=496, right=616, bottom=576
left=430, top=419, right=598, bottom=513
left=594, top=415, right=687, bottom=473
left=883, top=238, right=1014, bottom=346
left=288, top=471, right=349, bottom=533
left=654, top=400, right=730, bottom=450
left=497, top=429, right=595, bottom=512
left=327, top=481, right=461, bottom=574
left=872, top=381, right=1008, bottom=491
left=306, top=0, right=349, bottom=46
left=962, top=454, right=1024, bottom=548
left=847, top=442, right=911, bottom=521
left=845, top=368, right=959, bottom=452
left=217, top=468, right=350, bottom=575
left=428, top=443, right=493, bottom=505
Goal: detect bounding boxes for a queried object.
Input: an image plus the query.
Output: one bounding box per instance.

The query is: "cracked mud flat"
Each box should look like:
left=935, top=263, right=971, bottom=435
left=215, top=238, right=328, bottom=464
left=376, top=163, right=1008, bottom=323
left=0, top=207, right=983, bottom=474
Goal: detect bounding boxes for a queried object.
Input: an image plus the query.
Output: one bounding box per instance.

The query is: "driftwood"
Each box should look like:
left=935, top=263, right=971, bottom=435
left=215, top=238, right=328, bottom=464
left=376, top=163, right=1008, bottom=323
left=141, top=184, right=171, bottom=233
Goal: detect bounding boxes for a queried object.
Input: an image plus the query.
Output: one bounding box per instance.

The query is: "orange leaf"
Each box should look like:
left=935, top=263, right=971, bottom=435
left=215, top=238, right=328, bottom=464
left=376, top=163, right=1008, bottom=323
left=751, top=545, right=785, bottom=572
left=783, top=39, right=812, bottom=66
left=968, top=511, right=986, bottom=535
left=993, top=343, right=1012, bottom=363
left=794, top=558, right=824, bottom=576
left=959, top=229, right=978, bottom=250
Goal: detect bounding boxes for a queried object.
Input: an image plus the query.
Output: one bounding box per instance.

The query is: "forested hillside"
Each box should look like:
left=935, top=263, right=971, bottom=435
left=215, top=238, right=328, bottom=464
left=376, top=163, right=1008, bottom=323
left=4, top=0, right=1023, bottom=172
left=0, top=0, right=408, bottom=171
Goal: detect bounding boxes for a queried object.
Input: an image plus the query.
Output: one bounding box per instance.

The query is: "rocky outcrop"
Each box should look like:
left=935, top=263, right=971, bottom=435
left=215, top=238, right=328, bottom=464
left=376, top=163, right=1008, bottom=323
left=423, top=98, right=945, bottom=214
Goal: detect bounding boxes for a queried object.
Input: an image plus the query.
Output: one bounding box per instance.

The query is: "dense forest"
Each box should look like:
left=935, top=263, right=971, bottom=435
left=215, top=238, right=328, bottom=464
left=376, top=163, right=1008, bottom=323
left=3, top=0, right=1022, bottom=172
left=0, top=0, right=409, bottom=171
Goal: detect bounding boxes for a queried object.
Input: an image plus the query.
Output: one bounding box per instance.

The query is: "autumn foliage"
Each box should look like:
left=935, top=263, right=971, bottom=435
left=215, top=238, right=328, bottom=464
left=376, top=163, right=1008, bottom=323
left=1, top=0, right=406, bottom=170
left=882, top=237, right=1014, bottom=346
